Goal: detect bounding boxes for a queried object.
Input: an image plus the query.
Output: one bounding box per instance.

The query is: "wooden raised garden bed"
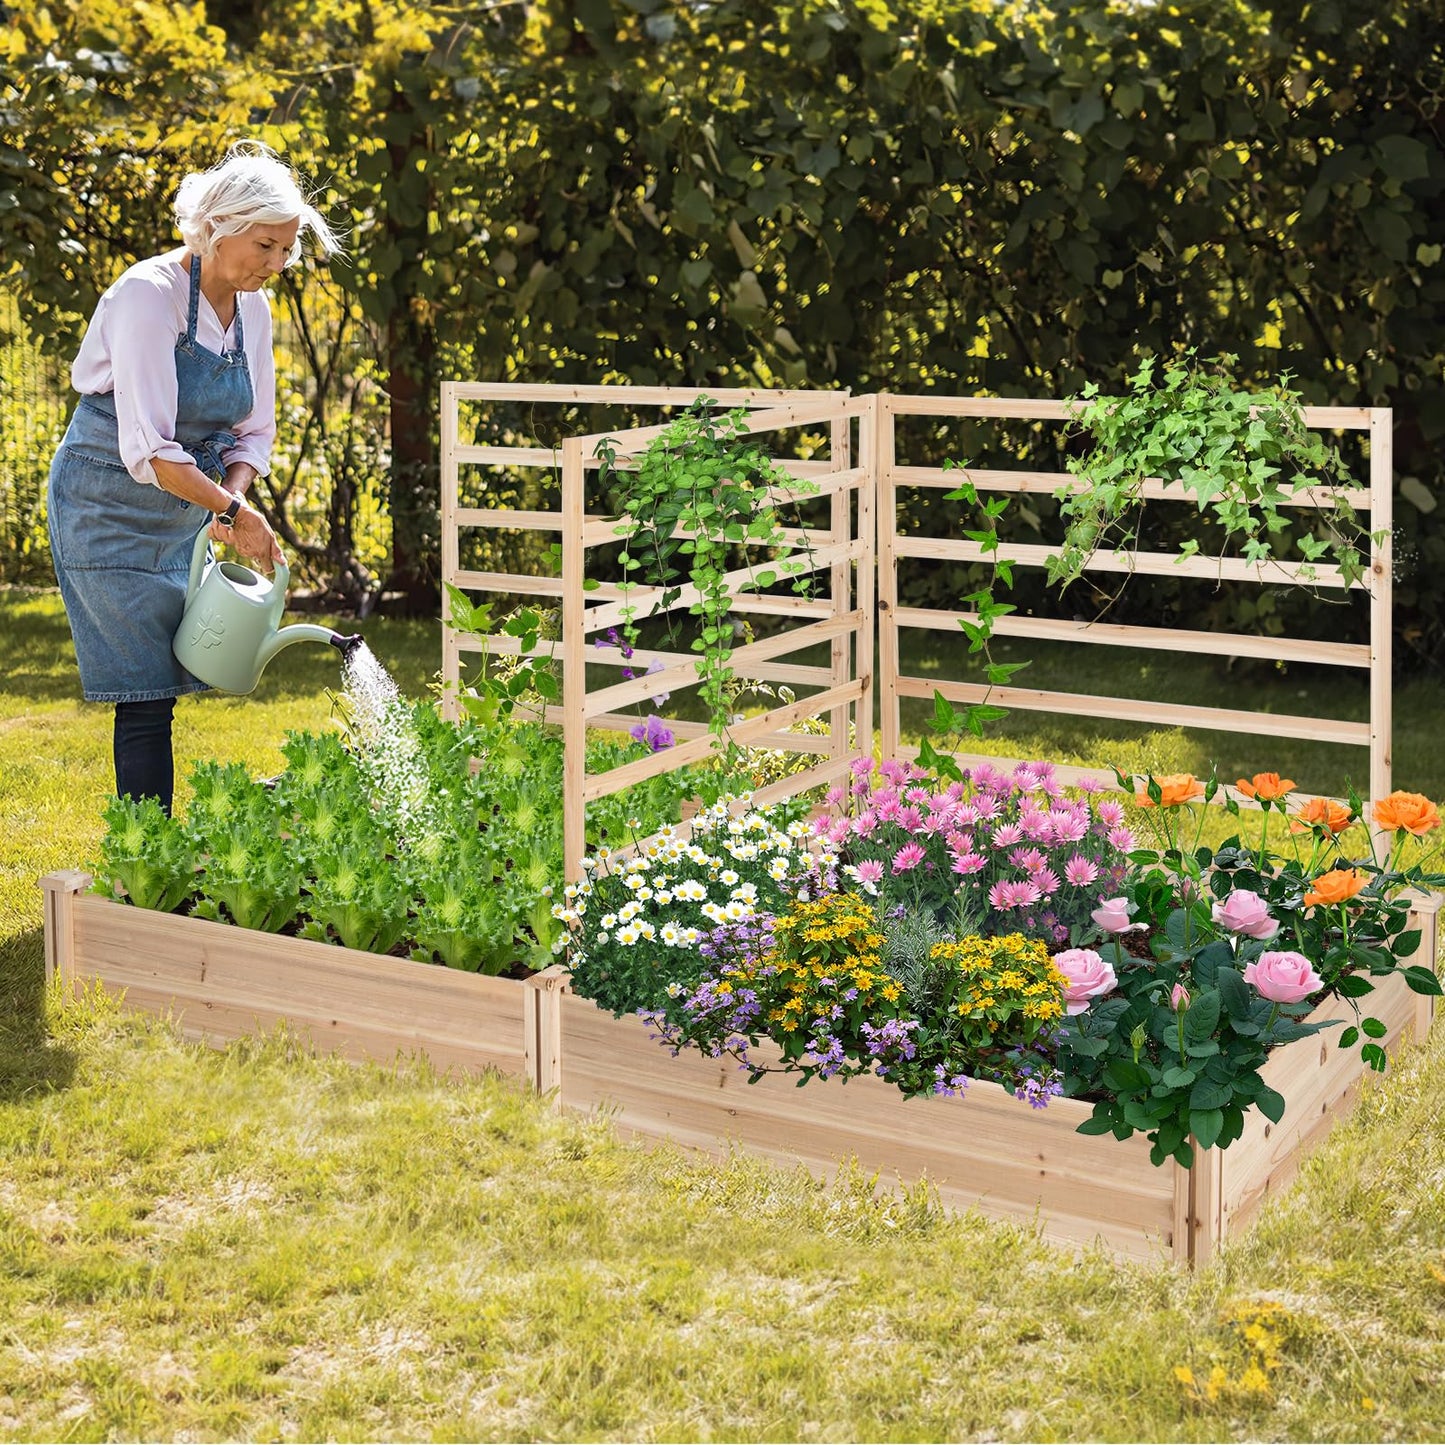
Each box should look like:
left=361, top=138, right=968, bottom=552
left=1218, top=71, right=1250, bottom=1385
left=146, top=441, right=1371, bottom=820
left=41, top=871, right=537, bottom=1083
left=40, top=881, right=1440, bottom=1265
left=525, top=899, right=1439, bottom=1265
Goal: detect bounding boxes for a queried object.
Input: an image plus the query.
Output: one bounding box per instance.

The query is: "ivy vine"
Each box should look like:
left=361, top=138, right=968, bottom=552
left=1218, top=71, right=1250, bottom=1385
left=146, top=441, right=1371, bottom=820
left=595, top=399, right=817, bottom=747
left=1053, top=352, right=1381, bottom=594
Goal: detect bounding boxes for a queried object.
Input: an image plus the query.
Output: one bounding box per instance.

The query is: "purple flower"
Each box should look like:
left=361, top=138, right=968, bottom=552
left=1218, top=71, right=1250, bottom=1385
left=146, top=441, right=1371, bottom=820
left=629, top=715, right=675, bottom=752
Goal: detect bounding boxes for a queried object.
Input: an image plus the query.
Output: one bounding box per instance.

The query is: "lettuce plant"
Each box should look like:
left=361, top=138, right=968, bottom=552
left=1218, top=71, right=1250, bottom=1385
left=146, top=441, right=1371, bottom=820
left=92, top=795, right=197, bottom=912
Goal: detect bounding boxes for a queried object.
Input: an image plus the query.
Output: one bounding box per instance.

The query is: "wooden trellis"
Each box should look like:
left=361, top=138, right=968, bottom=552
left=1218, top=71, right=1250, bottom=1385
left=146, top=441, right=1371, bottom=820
left=443, top=386, right=1394, bottom=875
left=874, top=395, right=1393, bottom=808
left=440, top=384, right=874, bottom=881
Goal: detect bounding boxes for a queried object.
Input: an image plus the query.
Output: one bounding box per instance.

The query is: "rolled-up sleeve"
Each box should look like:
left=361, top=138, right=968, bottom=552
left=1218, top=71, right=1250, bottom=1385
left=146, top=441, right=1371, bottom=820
left=91, top=274, right=195, bottom=487
left=225, top=295, right=275, bottom=477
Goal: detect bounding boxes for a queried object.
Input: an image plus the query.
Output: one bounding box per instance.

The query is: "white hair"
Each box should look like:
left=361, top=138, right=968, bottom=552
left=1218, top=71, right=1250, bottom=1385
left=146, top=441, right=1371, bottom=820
left=174, top=140, right=344, bottom=264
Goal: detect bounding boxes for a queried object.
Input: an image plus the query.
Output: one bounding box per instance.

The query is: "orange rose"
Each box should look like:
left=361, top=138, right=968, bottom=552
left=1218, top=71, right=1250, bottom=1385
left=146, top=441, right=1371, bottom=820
left=1303, top=868, right=1367, bottom=908
left=1289, top=797, right=1353, bottom=836
left=1372, top=791, right=1442, bottom=837
left=1236, top=772, right=1296, bottom=802
left=1135, top=772, right=1205, bottom=809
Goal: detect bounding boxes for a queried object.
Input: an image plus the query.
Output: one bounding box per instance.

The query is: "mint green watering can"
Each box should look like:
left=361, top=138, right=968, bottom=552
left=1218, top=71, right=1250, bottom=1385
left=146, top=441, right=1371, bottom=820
left=172, top=530, right=361, bottom=694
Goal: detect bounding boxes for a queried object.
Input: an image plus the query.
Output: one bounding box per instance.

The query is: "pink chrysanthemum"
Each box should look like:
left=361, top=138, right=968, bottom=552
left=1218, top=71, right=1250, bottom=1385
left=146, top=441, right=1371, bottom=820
left=1096, top=799, right=1126, bottom=826
left=951, top=850, right=986, bottom=876
left=892, top=842, right=927, bottom=873
left=1107, top=826, right=1136, bottom=852
left=1009, top=846, right=1049, bottom=874
left=1032, top=866, right=1061, bottom=897
left=854, top=859, right=885, bottom=884
left=1063, top=854, right=1100, bottom=887
left=991, top=822, right=1024, bottom=848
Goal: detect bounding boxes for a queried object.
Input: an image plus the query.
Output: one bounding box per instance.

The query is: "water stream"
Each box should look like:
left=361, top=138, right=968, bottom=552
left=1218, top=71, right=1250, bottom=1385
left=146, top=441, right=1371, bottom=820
left=340, top=642, right=437, bottom=845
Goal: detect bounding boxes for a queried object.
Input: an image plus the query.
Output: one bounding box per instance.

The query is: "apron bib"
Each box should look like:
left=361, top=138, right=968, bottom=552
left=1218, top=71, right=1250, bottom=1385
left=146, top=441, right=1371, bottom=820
left=49, top=256, right=256, bottom=702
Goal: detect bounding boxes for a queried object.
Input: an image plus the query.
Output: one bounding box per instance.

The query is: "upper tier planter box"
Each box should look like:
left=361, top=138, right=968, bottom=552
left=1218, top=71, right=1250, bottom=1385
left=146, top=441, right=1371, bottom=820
left=42, top=871, right=1439, bottom=1265
left=41, top=872, right=538, bottom=1084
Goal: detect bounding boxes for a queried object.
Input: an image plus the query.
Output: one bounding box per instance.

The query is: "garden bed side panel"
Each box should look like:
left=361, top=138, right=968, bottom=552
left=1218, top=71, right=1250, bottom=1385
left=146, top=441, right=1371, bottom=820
left=1190, top=902, right=1441, bottom=1265
left=541, top=987, right=1186, bottom=1264
left=41, top=873, right=530, bottom=1081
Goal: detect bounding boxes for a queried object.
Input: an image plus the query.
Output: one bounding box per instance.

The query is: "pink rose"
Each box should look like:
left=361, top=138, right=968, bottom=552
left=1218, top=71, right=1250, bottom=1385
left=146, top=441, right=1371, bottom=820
left=1054, top=948, right=1118, bottom=1015
left=1092, top=897, right=1146, bottom=934
left=1243, top=951, right=1323, bottom=1004
left=1211, top=888, right=1280, bottom=940
left=1170, top=983, right=1190, bottom=1011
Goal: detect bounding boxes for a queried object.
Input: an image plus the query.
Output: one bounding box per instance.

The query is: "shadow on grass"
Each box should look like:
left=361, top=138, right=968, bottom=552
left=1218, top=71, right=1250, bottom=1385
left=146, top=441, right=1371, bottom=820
left=0, top=924, right=77, bottom=1100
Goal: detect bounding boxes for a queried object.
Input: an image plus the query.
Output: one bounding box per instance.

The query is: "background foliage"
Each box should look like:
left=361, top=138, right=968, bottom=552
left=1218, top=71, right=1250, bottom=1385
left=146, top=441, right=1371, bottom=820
left=1, top=0, right=1441, bottom=655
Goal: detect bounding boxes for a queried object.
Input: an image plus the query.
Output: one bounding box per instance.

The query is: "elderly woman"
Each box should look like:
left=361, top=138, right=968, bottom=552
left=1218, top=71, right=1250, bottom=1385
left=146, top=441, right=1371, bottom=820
left=48, top=141, right=342, bottom=814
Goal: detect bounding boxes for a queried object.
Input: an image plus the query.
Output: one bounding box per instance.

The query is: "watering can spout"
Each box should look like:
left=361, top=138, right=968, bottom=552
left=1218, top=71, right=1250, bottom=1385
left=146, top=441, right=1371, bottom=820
left=331, top=632, right=365, bottom=661
left=257, top=624, right=359, bottom=673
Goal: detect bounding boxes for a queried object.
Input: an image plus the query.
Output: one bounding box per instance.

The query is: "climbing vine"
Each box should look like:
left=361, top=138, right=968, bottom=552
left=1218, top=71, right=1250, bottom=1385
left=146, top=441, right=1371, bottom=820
left=595, top=400, right=817, bottom=746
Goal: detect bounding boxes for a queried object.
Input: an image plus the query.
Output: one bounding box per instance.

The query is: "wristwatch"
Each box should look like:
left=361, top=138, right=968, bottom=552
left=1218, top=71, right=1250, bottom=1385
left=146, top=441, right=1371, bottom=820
left=216, top=495, right=243, bottom=528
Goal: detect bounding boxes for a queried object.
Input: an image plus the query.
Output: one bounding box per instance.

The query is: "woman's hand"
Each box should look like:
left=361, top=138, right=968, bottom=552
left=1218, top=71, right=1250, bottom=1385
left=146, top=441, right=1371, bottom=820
left=210, top=497, right=285, bottom=569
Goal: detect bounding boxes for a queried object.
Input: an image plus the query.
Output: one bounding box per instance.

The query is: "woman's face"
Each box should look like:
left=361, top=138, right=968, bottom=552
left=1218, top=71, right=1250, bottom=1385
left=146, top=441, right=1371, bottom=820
left=208, top=219, right=301, bottom=293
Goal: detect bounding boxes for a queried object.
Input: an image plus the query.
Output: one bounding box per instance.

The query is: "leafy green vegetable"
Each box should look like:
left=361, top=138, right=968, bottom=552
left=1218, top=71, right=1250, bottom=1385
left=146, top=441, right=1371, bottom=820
left=92, top=795, right=197, bottom=913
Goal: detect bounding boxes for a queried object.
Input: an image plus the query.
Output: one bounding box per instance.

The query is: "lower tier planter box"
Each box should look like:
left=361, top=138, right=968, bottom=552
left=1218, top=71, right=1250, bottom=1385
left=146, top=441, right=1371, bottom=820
left=41, top=871, right=536, bottom=1083
left=526, top=898, right=1440, bottom=1266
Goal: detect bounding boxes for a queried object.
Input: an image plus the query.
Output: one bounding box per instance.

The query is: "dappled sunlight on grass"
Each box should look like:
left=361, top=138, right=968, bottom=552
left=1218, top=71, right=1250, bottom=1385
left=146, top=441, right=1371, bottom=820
left=2, top=588, right=1443, bottom=1440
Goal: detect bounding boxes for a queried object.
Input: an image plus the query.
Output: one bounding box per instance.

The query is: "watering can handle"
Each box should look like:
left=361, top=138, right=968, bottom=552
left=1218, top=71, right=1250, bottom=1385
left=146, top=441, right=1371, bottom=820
left=187, top=527, right=211, bottom=602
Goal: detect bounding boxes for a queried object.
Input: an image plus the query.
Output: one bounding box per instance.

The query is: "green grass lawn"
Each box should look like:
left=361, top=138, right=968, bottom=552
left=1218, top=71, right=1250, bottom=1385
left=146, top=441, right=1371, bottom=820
left=3, top=588, right=1444, bottom=1442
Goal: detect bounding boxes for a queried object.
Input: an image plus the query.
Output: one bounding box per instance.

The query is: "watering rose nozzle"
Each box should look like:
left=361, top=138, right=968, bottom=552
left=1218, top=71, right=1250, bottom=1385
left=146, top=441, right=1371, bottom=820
left=330, top=633, right=365, bottom=660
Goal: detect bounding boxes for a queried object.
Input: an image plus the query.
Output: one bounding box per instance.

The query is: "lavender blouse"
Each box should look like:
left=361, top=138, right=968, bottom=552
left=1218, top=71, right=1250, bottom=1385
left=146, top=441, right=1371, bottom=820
left=70, top=248, right=277, bottom=487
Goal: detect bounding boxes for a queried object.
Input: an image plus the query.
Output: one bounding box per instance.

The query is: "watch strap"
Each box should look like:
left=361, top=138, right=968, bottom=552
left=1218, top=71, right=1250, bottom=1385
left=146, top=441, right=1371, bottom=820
left=217, top=494, right=242, bottom=527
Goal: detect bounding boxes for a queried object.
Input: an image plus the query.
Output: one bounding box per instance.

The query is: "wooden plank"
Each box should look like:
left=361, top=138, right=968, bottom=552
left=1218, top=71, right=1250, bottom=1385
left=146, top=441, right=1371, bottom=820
left=582, top=614, right=861, bottom=716
left=878, top=393, right=1373, bottom=430
left=890, top=465, right=1372, bottom=512
left=897, top=674, right=1370, bottom=746
left=577, top=711, right=834, bottom=755
left=579, top=679, right=866, bottom=800
left=580, top=539, right=863, bottom=635
left=442, top=382, right=840, bottom=406
left=68, top=894, right=529, bottom=1075
left=554, top=994, right=1178, bottom=1261
left=891, top=606, right=1370, bottom=668
left=1369, top=409, right=1393, bottom=820
left=877, top=399, right=901, bottom=762
left=561, top=436, right=588, bottom=884
left=894, top=535, right=1356, bottom=590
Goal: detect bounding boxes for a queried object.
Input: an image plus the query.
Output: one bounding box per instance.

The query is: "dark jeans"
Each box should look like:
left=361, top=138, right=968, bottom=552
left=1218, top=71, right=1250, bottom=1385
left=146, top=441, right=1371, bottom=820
left=113, top=697, right=177, bottom=815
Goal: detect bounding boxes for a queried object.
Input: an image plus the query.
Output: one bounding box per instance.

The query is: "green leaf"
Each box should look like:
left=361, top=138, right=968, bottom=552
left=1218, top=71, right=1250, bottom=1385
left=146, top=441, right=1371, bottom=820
left=1183, top=990, right=1222, bottom=1042
left=1334, top=973, right=1376, bottom=998
left=1189, top=1077, right=1232, bottom=1111
left=1190, top=1107, right=1225, bottom=1149
left=1256, top=1085, right=1286, bottom=1124
left=1216, top=966, right=1253, bottom=1021
left=1361, top=1016, right=1388, bottom=1039
left=1402, top=964, right=1443, bottom=995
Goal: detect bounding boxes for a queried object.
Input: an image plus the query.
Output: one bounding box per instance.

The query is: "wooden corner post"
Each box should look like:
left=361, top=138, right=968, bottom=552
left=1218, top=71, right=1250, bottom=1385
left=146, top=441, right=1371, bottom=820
left=40, top=869, right=89, bottom=988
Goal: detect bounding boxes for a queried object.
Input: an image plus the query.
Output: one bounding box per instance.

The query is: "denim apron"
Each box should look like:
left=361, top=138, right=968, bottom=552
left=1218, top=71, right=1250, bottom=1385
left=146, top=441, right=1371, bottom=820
left=49, top=256, right=254, bottom=701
